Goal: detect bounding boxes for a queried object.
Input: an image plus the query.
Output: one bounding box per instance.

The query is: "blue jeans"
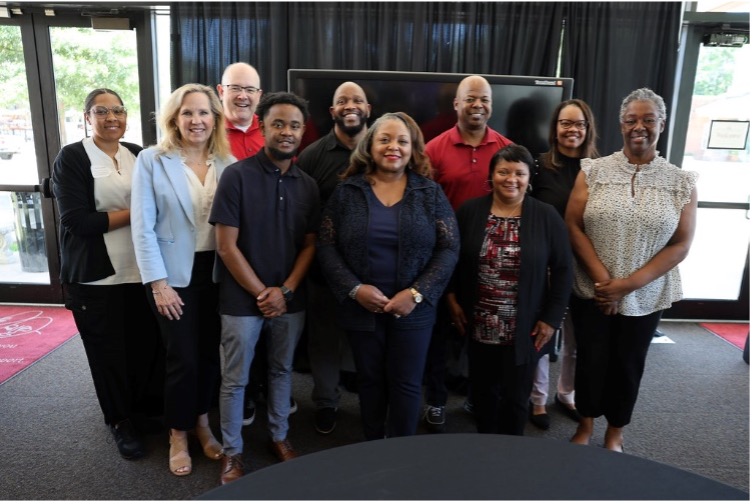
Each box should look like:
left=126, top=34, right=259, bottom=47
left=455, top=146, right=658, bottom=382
left=219, top=311, right=305, bottom=455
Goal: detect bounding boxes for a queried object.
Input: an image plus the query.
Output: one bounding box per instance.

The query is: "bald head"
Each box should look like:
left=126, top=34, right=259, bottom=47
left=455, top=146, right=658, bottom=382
left=330, top=81, right=371, bottom=138
left=217, top=62, right=262, bottom=128
left=454, top=75, right=493, bottom=132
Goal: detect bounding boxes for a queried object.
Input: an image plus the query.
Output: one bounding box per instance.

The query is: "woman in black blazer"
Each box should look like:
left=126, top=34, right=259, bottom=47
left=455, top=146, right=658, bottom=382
left=52, top=88, right=164, bottom=460
left=447, top=145, right=573, bottom=435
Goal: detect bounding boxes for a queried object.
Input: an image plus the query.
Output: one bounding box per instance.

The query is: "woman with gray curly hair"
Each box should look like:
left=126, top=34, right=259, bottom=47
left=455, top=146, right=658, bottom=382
left=565, top=88, right=698, bottom=452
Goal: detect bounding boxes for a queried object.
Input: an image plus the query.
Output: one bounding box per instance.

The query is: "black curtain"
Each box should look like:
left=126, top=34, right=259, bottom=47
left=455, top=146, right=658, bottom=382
left=171, top=2, right=682, bottom=156
left=171, top=2, right=290, bottom=94
left=171, top=2, right=563, bottom=93
left=560, top=2, right=682, bottom=156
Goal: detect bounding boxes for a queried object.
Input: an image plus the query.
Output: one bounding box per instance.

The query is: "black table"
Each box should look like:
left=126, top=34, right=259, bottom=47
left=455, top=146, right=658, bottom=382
left=197, top=433, right=748, bottom=500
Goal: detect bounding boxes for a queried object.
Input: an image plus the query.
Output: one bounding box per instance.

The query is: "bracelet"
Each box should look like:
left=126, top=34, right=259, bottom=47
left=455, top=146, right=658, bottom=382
left=151, top=282, right=169, bottom=295
left=348, top=284, right=362, bottom=299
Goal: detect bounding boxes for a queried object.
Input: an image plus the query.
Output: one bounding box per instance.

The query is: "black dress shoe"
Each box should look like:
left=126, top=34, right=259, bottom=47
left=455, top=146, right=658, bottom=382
left=529, top=402, right=550, bottom=430
left=554, top=394, right=583, bottom=422
left=110, top=419, right=146, bottom=459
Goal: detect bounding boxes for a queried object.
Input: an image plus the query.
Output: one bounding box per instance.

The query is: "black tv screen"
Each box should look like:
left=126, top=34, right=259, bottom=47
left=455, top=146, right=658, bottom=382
left=287, top=69, right=574, bottom=155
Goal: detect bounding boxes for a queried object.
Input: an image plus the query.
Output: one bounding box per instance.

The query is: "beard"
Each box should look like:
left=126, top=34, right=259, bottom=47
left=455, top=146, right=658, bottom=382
left=334, top=114, right=368, bottom=137
left=267, top=145, right=297, bottom=161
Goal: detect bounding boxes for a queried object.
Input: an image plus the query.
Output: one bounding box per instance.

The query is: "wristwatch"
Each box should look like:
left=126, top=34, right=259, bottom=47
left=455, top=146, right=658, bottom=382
left=410, top=287, right=423, bottom=304
left=280, top=285, right=294, bottom=303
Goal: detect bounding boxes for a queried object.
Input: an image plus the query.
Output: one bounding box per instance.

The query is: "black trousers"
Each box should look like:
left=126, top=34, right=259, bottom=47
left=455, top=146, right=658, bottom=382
left=65, top=282, right=164, bottom=426
left=469, top=340, right=536, bottom=436
left=570, top=296, right=662, bottom=427
left=147, top=251, right=221, bottom=431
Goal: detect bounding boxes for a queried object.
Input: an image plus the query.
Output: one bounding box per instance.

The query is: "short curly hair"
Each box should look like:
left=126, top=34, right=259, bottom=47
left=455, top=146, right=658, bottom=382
left=620, top=88, right=667, bottom=122
left=256, top=92, right=309, bottom=123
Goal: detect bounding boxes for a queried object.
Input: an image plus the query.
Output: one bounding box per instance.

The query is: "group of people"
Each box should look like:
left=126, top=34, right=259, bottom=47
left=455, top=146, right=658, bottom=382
left=52, top=61, right=697, bottom=487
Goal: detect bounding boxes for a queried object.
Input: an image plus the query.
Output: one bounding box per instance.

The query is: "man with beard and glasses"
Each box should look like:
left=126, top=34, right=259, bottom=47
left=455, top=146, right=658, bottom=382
left=422, top=75, right=514, bottom=433
left=210, top=92, right=320, bottom=485
left=297, top=81, right=371, bottom=435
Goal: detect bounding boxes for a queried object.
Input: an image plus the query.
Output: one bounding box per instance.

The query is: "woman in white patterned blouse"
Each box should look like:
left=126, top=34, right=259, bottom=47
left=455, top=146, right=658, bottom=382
left=565, top=88, right=698, bottom=452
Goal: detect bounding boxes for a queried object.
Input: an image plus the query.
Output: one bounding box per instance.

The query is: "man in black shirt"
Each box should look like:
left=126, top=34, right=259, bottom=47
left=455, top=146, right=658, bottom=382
left=297, top=82, right=371, bottom=435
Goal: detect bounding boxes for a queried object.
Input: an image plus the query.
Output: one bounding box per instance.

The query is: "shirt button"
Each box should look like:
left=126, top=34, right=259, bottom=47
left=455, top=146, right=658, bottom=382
left=472, top=159, right=477, bottom=163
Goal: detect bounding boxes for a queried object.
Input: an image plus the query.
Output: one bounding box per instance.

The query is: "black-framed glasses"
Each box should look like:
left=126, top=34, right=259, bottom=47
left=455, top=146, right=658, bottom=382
left=557, top=119, right=588, bottom=130
left=90, top=106, right=127, bottom=117
left=223, top=84, right=261, bottom=95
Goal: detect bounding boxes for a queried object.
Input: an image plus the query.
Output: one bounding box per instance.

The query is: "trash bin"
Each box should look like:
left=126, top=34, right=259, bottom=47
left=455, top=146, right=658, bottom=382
left=10, top=191, right=48, bottom=273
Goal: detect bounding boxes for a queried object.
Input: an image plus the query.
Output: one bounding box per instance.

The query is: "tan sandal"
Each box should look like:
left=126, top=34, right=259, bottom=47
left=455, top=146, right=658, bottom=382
left=195, top=425, right=224, bottom=460
left=169, top=431, right=192, bottom=476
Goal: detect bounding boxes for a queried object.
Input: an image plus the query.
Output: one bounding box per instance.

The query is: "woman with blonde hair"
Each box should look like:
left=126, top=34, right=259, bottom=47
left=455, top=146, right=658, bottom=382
left=132, top=83, right=236, bottom=476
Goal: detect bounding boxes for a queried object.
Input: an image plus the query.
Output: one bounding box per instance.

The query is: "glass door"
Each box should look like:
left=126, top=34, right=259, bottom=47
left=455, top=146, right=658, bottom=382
left=0, top=8, right=155, bottom=304
left=666, top=18, right=750, bottom=320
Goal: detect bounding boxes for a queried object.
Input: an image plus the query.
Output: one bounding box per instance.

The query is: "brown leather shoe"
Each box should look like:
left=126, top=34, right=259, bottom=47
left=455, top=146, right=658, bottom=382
left=269, top=438, right=298, bottom=462
left=220, top=454, right=244, bottom=485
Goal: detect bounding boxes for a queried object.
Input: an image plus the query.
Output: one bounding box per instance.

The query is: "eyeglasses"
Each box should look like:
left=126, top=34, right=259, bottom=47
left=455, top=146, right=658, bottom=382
left=223, top=84, right=261, bottom=95
left=89, top=106, right=127, bottom=117
left=558, top=119, right=588, bottom=130
left=621, top=117, right=659, bottom=127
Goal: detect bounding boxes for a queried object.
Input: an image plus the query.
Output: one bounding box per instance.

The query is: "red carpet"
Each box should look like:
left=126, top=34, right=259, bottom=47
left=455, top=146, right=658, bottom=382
left=699, top=322, right=749, bottom=351
left=0, top=305, right=78, bottom=385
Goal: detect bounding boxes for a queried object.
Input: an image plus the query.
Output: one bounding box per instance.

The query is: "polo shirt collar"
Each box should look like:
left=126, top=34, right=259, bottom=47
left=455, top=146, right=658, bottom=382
left=254, top=149, right=302, bottom=178
left=323, top=128, right=353, bottom=152
left=450, top=124, right=496, bottom=146
left=225, top=114, right=259, bottom=133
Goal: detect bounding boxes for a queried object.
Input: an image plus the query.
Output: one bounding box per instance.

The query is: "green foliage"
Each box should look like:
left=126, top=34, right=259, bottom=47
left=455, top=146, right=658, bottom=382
left=50, top=27, right=140, bottom=116
left=693, top=47, right=736, bottom=96
left=0, top=26, right=140, bottom=116
left=0, top=26, right=30, bottom=110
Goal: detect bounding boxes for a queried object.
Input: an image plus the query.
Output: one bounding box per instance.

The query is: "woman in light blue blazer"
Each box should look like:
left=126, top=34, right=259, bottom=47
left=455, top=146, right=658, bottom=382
left=132, top=83, right=236, bottom=477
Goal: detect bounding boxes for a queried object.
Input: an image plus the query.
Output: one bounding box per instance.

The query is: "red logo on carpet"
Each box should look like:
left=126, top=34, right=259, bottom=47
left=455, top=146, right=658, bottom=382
left=0, top=311, right=53, bottom=339
left=0, top=305, right=78, bottom=385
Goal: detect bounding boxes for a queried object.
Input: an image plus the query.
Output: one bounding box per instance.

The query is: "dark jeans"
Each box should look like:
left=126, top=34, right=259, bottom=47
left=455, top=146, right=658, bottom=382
left=348, top=315, right=433, bottom=440
left=570, top=296, right=662, bottom=427
left=147, top=251, right=221, bottom=431
left=65, top=282, right=164, bottom=426
left=469, top=339, right=536, bottom=436
left=423, top=308, right=451, bottom=407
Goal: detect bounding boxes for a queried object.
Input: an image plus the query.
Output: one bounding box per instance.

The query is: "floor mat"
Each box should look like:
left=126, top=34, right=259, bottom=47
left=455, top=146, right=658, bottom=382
left=699, top=322, right=749, bottom=351
left=0, top=305, right=78, bottom=385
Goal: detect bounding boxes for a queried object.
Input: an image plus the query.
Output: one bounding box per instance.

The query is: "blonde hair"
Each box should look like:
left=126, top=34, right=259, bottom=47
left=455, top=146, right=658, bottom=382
left=156, top=83, right=231, bottom=158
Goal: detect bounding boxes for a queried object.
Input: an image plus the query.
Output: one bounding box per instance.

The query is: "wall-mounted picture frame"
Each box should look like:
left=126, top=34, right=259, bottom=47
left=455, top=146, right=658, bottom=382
left=707, top=120, right=750, bottom=150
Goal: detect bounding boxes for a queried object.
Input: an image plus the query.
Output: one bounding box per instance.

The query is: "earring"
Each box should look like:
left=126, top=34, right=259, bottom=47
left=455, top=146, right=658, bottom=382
left=528, top=183, right=533, bottom=193
left=483, top=180, right=493, bottom=192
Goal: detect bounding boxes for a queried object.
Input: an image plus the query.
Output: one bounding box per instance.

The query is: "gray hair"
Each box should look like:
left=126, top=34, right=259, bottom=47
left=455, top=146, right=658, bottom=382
left=619, top=88, right=667, bottom=122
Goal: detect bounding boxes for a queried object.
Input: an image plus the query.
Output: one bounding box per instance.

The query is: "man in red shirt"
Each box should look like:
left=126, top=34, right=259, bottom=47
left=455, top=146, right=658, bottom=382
left=423, top=75, right=513, bottom=432
left=426, top=75, right=513, bottom=210
left=216, top=62, right=264, bottom=160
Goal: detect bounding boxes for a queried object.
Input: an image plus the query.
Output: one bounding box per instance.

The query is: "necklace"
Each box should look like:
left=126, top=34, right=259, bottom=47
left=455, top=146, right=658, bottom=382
left=492, top=201, right=521, bottom=219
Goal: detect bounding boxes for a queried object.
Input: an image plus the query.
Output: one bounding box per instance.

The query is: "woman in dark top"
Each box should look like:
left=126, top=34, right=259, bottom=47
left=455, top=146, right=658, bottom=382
left=52, top=88, right=164, bottom=460
left=318, top=112, right=459, bottom=440
left=528, top=99, right=599, bottom=428
left=447, top=145, right=573, bottom=435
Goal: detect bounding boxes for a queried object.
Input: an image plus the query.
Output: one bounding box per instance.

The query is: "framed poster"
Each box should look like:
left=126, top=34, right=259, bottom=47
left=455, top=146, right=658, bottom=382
left=707, top=120, right=750, bottom=150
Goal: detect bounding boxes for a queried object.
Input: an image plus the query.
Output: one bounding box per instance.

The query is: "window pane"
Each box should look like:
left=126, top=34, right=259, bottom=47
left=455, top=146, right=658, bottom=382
left=0, top=191, right=49, bottom=282
left=49, top=27, right=141, bottom=147
left=679, top=208, right=749, bottom=300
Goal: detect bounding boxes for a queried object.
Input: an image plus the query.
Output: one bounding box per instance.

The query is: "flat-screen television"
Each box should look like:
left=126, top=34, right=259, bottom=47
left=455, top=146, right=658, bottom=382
left=288, top=69, right=574, bottom=155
